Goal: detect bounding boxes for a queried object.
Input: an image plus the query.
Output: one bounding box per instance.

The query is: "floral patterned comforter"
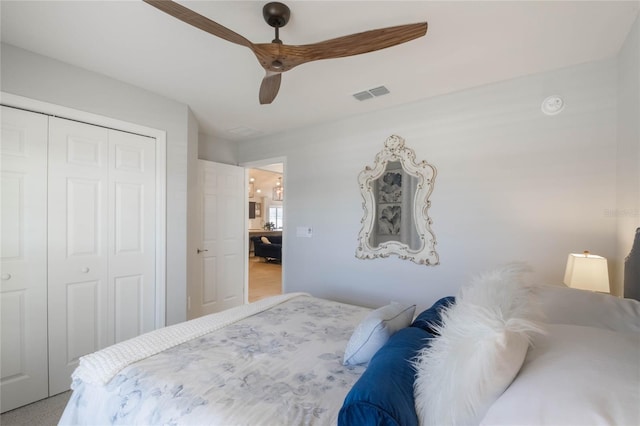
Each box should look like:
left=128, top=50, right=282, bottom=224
left=59, top=295, right=370, bottom=425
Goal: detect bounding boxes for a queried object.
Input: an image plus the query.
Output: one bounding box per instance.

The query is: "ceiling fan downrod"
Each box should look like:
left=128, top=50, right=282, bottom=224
left=263, top=2, right=290, bottom=44
left=273, top=26, right=282, bottom=44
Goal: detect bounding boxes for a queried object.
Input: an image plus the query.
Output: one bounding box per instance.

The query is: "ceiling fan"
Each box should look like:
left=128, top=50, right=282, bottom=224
left=143, top=0, right=427, bottom=104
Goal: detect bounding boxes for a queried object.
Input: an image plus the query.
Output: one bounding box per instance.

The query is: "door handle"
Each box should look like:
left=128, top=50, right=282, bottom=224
left=197, top=249, right=208, bottom=254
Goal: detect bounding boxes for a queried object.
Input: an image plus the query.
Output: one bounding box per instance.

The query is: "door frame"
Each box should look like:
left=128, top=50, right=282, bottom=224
left=1, top=92, right=168, bottom=328
left=240, top=156, right=287, bottom=300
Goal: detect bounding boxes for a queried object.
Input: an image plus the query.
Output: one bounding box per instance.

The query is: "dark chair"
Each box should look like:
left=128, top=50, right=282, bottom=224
left=251, top=235, right=282, bottom=262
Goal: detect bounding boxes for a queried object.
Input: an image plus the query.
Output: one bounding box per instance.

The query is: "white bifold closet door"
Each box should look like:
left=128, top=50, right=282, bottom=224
left=47, top=117, right=157, bottom=395
left=0, top=107, right=49, bottom=412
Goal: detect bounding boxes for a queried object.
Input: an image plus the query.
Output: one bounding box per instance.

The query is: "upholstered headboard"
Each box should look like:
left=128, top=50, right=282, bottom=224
left=624, top=227, right=640, bottom=301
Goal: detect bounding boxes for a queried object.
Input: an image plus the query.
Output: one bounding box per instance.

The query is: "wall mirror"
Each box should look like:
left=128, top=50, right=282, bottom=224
left=356, top=135, right=439, bottom=265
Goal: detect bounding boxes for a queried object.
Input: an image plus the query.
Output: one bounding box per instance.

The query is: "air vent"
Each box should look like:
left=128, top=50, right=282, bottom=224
left=353, top=91, right=374, bottom=101
left=369, top=86, right=390, bottom=96
left=226, top=126, right=262, bottom=137
left=352, top=85, right=390, bottom=101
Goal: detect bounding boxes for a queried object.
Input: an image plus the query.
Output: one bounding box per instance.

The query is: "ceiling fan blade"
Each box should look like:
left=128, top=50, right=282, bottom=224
left=251, top=22, right=427, bottom=73
left=259, top=72, right=282, bottom=105
left=143, top=0, right=253, bottom=48
left=290, top=22, right=427, bottom=63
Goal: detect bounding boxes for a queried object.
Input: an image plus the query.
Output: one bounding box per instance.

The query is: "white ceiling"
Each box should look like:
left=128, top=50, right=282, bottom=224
left=2, top=1, right=638, bottom=142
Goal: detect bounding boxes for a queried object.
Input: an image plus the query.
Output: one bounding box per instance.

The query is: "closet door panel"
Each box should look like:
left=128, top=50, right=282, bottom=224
left=108, top=130, right=156, bottom=343
left=48, top=117, right=109, bottom=395
left=67, top=178, right=102, bottom=256
left=65, top=280, right=100, bottom=360
left=0, top=107, right=48, bottom=412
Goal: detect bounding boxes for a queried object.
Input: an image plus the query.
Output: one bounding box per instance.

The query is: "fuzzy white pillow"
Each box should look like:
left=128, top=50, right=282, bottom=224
left=343, top=302, right=416, bottom=366
left=260, top=236, right=271, bottom=244
left=413, top=263, right=544, bottom=425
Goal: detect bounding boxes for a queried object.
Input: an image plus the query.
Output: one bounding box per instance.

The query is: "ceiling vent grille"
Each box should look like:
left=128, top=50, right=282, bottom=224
left=226, top=126, right=262, bottom=137
left=353, top=91, right=374, bottom=101
left=369, top=86, right=390, bottom=96
left=352, top=85, right=390, bottom=101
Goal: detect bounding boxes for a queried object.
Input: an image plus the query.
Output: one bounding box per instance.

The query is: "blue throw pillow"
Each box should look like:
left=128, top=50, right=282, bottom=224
left=411, top=296, right=455, bottom=334
left=338, top=327, right=434, bottom=426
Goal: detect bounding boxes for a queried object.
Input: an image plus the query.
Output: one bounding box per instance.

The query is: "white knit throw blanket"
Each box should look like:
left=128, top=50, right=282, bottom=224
left=72, top=292, right=309, bottom=388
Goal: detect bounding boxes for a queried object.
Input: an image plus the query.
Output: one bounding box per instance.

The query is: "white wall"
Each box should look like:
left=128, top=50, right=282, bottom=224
left=198, top=133, right=237, bottom=164
left=1, top=43, right=195, bottom=325
left=237, top=59, right=620, bottom=311
left=616, top=15, right=640, bottom=298
left=186, top=108, right=200, bottom=320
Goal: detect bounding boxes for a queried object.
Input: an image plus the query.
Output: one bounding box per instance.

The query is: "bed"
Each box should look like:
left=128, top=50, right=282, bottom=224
left=59, top=294, right=370, bottom=425
left=60, top=265, right=640, bottom=425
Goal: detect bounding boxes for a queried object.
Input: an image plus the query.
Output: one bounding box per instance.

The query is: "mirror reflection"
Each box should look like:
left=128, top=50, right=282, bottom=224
left=357, top=135, right=439, bottom=265
left=369, top=162, right=421, bottom=250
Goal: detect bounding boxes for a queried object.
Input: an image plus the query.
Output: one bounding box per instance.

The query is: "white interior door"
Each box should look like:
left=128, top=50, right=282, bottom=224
left=0, top=107, right=49, bottom=412
left=107, top=130, right=156, bottom=343
left=190, top=160, right=245, bottom=318
left=47, top=117, right=110, bottom=395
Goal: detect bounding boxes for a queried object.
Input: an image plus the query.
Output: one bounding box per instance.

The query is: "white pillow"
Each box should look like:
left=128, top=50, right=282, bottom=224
left=413, top=263, right=544, bottom=425
left=260, top=236, right=271, bottom=244
left=538, top=284, right=640, bottom=333
left=480, top=324, right=640, bottom=426
left=343, top=302, right=416, bottom=366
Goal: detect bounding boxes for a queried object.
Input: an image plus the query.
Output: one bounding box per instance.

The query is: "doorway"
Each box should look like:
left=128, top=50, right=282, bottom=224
left=246, top=162, right=284, bottom=302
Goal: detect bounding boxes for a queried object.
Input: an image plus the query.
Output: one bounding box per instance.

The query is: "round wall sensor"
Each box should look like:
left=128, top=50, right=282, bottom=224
left=541, top=95, right=565, bottom=115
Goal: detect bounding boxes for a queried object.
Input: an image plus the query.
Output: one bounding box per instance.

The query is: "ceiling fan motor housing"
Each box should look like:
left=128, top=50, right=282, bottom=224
left=263, top=2, right=290, bottom=28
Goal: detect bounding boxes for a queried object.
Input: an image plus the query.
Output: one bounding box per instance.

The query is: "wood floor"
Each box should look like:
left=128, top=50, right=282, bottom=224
left=248, top=255, right=282, bottom=302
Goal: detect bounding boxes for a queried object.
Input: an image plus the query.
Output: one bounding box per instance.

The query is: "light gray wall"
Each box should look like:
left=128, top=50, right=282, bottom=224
left=198, top=133, right=238, bottom=165
left=1, top=43, right=195, bottom=325
left=237, top=58, right=620, bottom=311
left=186, top=108, right=200, bottom=321
left=616, top=15, right=640, bottom=297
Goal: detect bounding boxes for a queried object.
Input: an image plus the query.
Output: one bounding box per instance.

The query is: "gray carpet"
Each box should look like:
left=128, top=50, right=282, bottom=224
left=1, top=391, right=71, bottom=425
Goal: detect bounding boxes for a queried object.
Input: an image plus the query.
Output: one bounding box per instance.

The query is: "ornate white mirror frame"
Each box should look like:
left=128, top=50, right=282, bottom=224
left=356, top=135, right=439, bottom=265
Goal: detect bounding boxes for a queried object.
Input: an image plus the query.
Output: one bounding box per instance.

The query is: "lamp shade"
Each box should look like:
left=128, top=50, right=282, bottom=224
left=563, top=252, right=610, bottom=292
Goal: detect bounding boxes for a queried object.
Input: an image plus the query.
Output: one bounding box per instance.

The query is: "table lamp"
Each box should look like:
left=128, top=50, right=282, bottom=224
left=563, top=250, right=610, bottom=293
